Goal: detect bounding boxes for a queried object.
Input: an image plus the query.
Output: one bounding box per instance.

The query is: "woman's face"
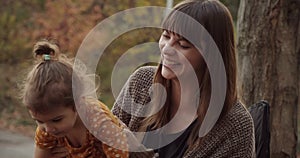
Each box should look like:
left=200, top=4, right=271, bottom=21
left=29, top=105, right=78, bottom=137
left=159, top=30, right=204, bottom=80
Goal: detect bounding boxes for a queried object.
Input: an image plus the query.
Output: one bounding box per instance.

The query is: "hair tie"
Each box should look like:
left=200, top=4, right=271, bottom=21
left=44, top=54, right=51, bottom=61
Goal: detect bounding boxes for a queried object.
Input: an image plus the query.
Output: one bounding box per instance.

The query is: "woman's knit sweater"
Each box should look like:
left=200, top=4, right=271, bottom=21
left=112, top=66, right=255, bottom=158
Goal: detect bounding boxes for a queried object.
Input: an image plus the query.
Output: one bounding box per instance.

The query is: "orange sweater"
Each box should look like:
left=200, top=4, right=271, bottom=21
left=35, top=99, right=129, bottom=158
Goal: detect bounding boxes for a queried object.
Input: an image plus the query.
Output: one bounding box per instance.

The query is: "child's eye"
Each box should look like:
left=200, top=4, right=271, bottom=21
left=35, top=120, right=43, bottom=124
left=52, top=118, right=62, bottom=123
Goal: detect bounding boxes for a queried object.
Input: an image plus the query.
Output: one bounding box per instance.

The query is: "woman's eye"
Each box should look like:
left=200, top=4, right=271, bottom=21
left=180, top=45, right=190, bottom=49
left=163, top=34, right=170, bottom=39
left=178, top=40, right=193, bottom=49
left=179, top=42, right=191, bottom=49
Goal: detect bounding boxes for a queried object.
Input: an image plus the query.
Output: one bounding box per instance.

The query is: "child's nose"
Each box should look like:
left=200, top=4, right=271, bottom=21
left=44, top=124, right=56, bottom=133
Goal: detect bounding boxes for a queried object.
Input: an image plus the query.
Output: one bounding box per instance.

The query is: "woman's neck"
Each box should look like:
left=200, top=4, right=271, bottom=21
left=167, top=79, right=198, bottom=133
left=170, top=78, right=199, bottom=113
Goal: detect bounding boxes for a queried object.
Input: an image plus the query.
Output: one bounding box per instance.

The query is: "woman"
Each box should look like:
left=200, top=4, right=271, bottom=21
left=112, top=0, right=255, bottom=157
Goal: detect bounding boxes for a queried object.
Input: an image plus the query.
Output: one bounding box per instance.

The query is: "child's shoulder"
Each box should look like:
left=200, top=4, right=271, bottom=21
left=84, top=97, right=110, bottom=113
left=83, top=97, right=122, bottom=127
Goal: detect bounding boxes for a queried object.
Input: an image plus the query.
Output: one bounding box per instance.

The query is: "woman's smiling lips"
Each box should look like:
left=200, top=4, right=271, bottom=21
left=162, top=55, right=180, bottom=66
left=163, top=58, right=180, bottom=68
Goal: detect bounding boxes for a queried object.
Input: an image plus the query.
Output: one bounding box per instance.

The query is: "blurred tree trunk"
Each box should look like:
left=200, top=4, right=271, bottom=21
left=237, top=0, right=300, bottom=157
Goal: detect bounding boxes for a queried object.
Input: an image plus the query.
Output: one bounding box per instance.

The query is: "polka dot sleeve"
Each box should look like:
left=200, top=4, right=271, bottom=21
left=85, top=99, right=129, bottom=158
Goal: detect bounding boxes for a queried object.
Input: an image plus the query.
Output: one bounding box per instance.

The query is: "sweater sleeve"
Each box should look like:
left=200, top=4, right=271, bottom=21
left=111, top=78, right=132, bottom=127
left=111, top=66, right=156, bottom=131
left=83, top=99, right=129, bottom=158
left=111, top=66, right=157, bottom=157
left=183, top=103, right=255, bottom=158
left=225, top=105, right=256, bottom=158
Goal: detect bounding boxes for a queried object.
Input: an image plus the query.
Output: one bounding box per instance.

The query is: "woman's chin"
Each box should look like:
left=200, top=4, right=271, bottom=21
left=162, top=66, right=179, bottom=79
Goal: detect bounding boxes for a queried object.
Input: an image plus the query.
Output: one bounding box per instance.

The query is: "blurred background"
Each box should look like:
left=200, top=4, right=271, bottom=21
left=0, top=0, right=299, bottom=157
left=0, top=0, right=239, bottom=136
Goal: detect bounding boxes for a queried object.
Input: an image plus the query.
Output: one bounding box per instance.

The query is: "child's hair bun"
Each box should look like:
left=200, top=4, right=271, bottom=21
left=33, top=39, right=60, bottom=61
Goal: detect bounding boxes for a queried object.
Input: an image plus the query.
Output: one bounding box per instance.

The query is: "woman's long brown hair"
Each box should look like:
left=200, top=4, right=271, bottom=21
left=140, top=0, right=237, bottom=149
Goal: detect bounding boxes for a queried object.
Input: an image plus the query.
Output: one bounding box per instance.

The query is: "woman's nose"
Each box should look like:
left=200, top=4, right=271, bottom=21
left=162, top=43, right=177, bottom=56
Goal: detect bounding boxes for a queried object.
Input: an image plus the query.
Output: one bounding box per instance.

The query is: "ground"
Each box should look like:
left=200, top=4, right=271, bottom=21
left=0, top=130, right=34, bottom=158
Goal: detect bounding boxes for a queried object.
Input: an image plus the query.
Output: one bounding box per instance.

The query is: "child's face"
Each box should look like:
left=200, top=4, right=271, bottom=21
left=29, top=105, right=78, bottom=137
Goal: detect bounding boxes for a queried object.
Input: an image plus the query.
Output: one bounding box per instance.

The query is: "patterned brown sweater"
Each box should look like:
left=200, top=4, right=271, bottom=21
left=112, top=66, right=255, bottom=158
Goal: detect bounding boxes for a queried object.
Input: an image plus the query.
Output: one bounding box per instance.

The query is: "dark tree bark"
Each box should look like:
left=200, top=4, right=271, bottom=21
left=237, top=0, right=300, bottom=157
